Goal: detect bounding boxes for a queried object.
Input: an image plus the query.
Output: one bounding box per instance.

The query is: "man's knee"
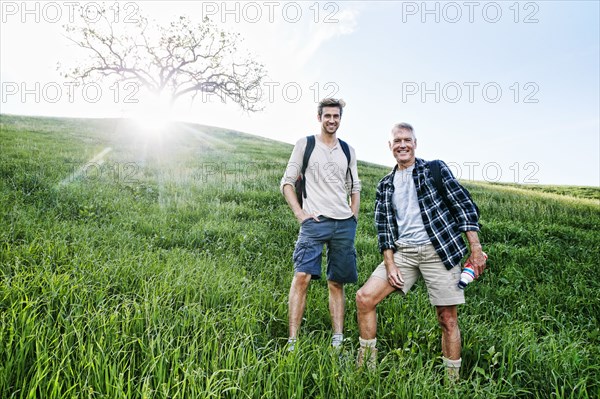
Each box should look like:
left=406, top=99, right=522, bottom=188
left=355, top=288, right=376, bottom=312
left=436, top=306, right=459, bottom=331
left=292, top=272, right=312, bottom=289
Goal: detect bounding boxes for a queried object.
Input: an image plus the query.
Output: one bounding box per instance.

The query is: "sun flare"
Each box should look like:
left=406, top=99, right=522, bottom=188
left=129, top=92, right=174, bottom=136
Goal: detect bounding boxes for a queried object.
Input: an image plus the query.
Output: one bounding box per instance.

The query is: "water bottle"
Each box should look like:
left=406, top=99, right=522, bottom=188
left=458, top=252, right=487, bottom=289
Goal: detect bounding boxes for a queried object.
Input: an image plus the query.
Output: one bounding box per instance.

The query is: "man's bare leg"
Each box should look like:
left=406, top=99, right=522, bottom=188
left=436, top=305, right=461, bottom=381
left=328, top=280, right=345, bottom=347
left=355, top=277, right=397, bottom=367
left=288, top=272, right=312, bottom=346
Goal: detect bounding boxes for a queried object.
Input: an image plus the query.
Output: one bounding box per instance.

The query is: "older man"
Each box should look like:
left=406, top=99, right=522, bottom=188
left=355, top=123, right=486, bottom=381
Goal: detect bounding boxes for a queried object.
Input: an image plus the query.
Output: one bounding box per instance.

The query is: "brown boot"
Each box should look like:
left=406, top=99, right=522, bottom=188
left=356, top=346, right=378, bottom=370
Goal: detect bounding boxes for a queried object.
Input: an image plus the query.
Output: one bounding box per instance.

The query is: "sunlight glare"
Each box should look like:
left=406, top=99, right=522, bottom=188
left=130, top=92, right=174, bottom=136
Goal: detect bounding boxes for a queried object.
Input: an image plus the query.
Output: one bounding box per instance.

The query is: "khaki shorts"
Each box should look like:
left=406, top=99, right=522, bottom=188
left=371, top=243, right=465, bottom=306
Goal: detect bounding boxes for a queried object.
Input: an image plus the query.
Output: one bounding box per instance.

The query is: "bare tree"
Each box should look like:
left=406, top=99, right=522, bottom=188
left=61, top=8, right=267, bottom=111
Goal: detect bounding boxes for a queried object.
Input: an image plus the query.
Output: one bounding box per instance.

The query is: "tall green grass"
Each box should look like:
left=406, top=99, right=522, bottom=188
left=1, top=114, right=599, bottom=398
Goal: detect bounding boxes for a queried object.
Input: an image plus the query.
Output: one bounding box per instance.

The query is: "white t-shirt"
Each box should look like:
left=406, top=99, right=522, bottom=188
left=392, top=165, right=430, bottom=245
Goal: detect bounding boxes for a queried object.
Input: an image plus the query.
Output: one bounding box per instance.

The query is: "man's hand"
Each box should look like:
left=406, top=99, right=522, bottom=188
left=383, top=250, right=404, bottom=289
left=282, top=184, right=320, bottom=224
left=466, top=248, right=487, bottom=279
left=296, top=210, right=320, bottom=224
left=465, top=231, right=486, bottom=279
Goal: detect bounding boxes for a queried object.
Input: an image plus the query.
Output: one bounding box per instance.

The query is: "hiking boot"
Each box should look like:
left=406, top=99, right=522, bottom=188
left=442, top=357, right=461, bottom=384
left=356, top=346, right=377, bottom=370
left=445, top=366, right=460, bottom=384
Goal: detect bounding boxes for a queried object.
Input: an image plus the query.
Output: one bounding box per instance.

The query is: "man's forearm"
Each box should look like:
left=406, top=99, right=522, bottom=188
left=282, top=184, right=303, bottom=219
left=465, top=231, right=482, bottom=252
left=465, top=230, right=486, bottom=277
left=383, top=248, right=394, bottom=266
left=350, top=192, right=360, bottom=217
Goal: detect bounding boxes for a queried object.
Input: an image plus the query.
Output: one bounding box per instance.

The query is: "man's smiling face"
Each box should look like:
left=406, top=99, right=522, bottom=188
left=318, top=106, right=341, bottom=135
left=389, top=127, right=417, bottom=168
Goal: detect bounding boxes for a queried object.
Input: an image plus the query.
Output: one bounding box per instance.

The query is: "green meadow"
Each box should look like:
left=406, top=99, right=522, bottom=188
left=1, top=114, right=599, bottom=398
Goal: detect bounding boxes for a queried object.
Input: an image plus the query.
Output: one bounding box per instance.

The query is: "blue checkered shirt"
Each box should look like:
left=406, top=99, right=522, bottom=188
left=375, top=158, right=481, bottom=269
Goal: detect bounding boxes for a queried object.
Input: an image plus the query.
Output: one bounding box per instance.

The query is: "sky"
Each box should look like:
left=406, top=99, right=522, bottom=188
left=1, top=0, right=599, bottom=186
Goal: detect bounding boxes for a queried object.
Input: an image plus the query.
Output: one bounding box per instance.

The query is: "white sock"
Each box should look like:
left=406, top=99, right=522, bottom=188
left=443, top=357, right=462, bottom=381
left=332, top=333, right=344, bottom=347
left=442, top=356, right=462, bottom=369
left=359, top=337, right=377, bottom=348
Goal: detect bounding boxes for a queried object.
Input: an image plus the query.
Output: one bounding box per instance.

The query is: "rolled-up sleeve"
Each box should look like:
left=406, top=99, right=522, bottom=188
left=374, top=178, right=396, bottom=253
left=440, top=160, right=480, bottom=232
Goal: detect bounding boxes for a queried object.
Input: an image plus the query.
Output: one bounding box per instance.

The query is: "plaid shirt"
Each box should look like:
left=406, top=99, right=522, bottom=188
left=375, top=158, right=480, bottom=269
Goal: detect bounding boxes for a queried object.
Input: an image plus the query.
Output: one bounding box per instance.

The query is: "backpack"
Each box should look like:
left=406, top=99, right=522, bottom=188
left=295, top=135, right=353, bottom=207
left=428, top=159, right=480, bottom=218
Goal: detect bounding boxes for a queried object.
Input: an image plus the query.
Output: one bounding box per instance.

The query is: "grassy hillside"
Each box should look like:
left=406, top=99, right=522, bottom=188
left=1, top=114, right=599, bottom=398
left=488, top=182, right=599, bottom=201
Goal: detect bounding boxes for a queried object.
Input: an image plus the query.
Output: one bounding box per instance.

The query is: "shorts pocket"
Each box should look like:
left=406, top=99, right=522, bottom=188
left=397, top=246, right=419, bottom=255
left=293, top=242, right=308, bottom=264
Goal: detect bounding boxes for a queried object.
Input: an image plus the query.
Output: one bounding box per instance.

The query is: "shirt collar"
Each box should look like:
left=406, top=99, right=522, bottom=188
left=383, top=158, right=427, bottom=188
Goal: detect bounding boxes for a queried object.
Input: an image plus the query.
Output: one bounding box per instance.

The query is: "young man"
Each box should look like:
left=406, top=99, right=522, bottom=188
left=355, top=123, right=486, bottom=381
left=280, top=98, right=361, bottom=351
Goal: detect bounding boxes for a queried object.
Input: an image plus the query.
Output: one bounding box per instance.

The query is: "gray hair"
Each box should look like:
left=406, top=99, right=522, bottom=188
left=391, top=122, right=416, bottom=139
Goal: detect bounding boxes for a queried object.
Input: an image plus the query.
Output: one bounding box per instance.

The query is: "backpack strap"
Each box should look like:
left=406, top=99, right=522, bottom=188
left=338, top=139, right=354, bottom=194
left=429, top=159, right=444, bottom=196
left=428, top=159, right=454, bottom=213
left=299, top=135, right=316, bottom=200
left=299, top=136, right=353, bottom=202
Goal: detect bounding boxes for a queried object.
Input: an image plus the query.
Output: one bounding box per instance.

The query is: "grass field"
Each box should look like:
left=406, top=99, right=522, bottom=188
left=1, top=114, right=599, bottom=398
left=487, top=182, right=599, bottom=201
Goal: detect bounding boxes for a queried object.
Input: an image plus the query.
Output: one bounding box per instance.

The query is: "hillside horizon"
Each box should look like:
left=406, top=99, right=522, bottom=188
left=2, top=113, right=598, bottom=199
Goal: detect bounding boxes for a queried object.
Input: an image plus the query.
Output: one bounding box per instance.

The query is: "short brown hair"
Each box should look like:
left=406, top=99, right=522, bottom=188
left=318, top=98, right=346, bottom=117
